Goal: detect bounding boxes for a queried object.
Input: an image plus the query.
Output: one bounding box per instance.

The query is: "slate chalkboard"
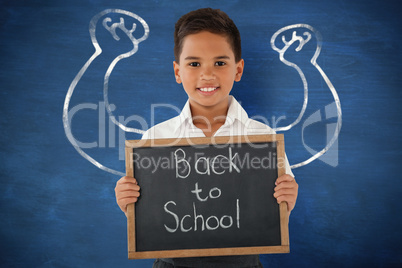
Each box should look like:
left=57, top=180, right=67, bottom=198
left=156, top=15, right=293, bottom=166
left=125, top=135, right=289, bottom=259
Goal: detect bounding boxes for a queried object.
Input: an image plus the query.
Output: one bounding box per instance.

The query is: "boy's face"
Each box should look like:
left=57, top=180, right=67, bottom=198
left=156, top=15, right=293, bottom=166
left=173, top=31, right=244, bottom=111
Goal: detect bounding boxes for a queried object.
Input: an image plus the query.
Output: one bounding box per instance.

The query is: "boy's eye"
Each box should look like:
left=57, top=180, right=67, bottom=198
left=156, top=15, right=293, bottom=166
left=215, top=61, right=226, bottom=66
left=189, top=62, right=200, bottom=67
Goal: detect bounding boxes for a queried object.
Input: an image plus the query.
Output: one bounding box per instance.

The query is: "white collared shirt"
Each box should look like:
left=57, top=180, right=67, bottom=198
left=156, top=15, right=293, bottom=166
left=142, top=96, right=294, bottom=176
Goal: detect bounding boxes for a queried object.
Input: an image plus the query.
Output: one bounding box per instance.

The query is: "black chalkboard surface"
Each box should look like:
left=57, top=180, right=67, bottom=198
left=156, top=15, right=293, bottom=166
left=125, top=135, right=289, bottom=259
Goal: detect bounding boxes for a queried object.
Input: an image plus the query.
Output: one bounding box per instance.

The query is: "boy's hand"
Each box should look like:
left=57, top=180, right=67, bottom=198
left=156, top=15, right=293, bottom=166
left=273, top=174, right=298, bottom=214
left=115, top=176, right=140, bottom=214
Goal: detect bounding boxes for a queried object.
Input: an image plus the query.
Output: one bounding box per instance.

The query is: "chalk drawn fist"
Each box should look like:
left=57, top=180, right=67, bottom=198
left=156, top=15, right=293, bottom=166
left=91, top=9, right=149, bottom=58
left=271, top=24, right=319, bottom=67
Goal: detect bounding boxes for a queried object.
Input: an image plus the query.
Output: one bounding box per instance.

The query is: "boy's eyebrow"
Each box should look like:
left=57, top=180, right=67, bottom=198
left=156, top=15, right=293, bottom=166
left=215, top=55, right=231, bottom=60
left=183, top=55, right=232, bottom=61
left=215, top=55, right=231, bottom=59
left=183, top=56, right=201, bottom=61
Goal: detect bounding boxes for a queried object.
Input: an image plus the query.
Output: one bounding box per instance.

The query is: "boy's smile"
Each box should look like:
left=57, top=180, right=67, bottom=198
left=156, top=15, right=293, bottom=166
left=173, top=31, right=244, bottom=114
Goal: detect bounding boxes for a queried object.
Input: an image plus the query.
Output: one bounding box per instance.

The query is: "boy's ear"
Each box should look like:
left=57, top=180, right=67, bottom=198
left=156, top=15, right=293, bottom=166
left=173, top=61, right=182, bottom=84
left=235, top=59, right=245, bottom=82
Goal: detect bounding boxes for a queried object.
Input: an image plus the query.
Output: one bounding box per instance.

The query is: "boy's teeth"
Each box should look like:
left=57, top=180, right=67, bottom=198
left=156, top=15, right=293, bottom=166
left=199, top=87, right=217, bottom=92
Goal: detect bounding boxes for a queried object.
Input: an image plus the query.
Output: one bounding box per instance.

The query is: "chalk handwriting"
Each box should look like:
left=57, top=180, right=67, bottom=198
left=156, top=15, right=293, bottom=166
left=174, top=148, right=240, bottom=179
left=163, top=199, right=240, bottom=233
left=191, top=183, right=221, bottom=202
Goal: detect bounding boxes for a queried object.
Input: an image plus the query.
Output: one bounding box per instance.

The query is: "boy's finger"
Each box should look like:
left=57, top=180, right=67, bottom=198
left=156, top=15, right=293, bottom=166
left=117, top=183, right=140, bottom=192
left=274, top=181, right=297, bottom=191
left=123, top=176, right=137, bottom=183
left=275, top=174, right=295, bottom=185
left=275, top=195, right=290, bottom=204
left=120, top=198, right=139, bottom=212
left=117, top=176, right=137, bottom=186
left=115, top=179, right=140, bottom=195
left=275, top=194, right=295, bottom=207
left=273, top=188, right=296, bottom=198
left=118, top=190, right=140, bottom=199
left=276, top=197, right=296, bottom=212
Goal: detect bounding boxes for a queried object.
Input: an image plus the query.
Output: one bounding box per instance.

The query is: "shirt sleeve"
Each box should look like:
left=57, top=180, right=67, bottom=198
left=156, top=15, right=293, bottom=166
left=284, top=154, right=295, bottom=177
left=141, top=129, right=150, bottom=140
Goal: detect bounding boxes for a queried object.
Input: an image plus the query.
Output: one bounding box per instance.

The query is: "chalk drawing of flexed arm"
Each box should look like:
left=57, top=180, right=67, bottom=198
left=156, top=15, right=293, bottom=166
left=270, top=24, right=342, bottom=169
left=63, top=9, right=149, bottom=176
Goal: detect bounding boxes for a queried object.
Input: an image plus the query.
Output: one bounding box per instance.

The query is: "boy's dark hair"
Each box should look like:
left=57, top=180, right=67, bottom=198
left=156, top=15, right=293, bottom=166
left=174, top=8, right=242, bottom=63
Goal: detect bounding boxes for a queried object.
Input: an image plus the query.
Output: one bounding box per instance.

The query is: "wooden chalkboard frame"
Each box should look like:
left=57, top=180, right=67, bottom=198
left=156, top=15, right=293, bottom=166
left=125, top=134, right=289, bottom=259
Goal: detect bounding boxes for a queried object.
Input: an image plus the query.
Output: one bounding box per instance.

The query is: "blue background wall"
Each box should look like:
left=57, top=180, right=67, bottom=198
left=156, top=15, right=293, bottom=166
left=1, top=0, right=401, bottom=267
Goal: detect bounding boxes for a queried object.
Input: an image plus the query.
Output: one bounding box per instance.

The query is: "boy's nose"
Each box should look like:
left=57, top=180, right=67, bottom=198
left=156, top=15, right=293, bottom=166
left=201, top=66, right=215, bottom=80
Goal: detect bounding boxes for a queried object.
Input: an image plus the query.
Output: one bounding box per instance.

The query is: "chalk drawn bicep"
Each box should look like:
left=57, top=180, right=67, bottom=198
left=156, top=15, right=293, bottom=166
left=63, top=9, right=150, bottom=177
left=270, top=24, right=342, bottom=169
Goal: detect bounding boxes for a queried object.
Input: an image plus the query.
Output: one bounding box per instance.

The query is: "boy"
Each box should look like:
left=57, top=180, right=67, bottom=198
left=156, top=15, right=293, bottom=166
left=115, top=8, right=298, bottom=268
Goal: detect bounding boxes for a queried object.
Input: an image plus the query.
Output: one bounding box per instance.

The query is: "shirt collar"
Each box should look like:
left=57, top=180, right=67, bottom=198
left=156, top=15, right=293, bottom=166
left=175, top=95, right=249, bottom=132
left=225, top=95, right=249, bottom=127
